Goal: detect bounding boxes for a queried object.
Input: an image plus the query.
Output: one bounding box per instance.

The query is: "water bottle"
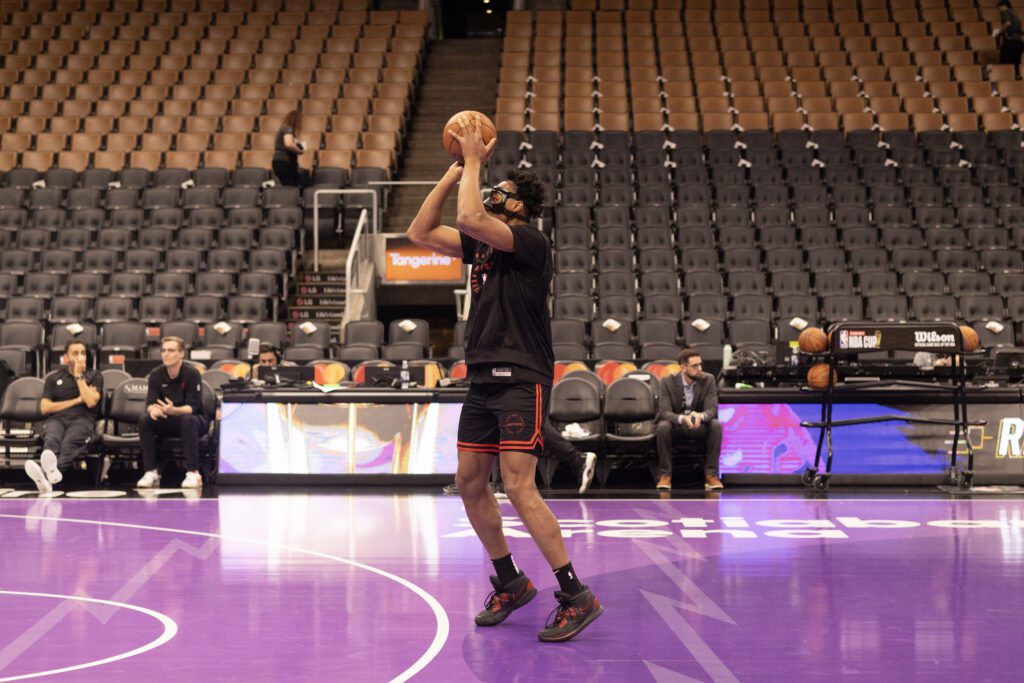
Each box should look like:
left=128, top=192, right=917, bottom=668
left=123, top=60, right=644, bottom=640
left=400, top=360, right=410, bottom=389
left=790, top=343, right=800, bottom=367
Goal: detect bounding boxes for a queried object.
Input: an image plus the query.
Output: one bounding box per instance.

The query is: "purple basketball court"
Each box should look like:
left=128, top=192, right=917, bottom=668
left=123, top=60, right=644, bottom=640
left=1, top=489, right=1022, bottom=681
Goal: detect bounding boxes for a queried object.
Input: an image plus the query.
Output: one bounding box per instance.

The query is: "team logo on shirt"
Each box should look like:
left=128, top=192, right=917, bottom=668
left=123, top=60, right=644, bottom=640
left=502, top=412, right=526, bottom=436
left=470, top=245, right=495, bottom=295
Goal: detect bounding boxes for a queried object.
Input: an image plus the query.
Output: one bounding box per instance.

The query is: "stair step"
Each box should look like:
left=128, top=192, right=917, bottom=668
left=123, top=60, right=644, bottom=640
left=286, top=307, right=346, bottom=318
left=291, top=296, right=348, bottom=307
left=295, top=272, right=346, bottom=283
left=387, top=34, right=503, bottom=234
left=293, top=283, right=347, bottom=295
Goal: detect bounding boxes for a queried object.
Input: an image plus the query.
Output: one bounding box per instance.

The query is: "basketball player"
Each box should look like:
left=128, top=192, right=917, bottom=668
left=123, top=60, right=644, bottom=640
left=406, top=115, right=603, bottom=642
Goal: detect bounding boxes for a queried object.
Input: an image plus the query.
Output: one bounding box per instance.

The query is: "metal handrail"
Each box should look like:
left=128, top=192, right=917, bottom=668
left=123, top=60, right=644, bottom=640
left=312, top=188, right=379, bottom=272
left=345, top=209, right=370, bottom=319
left=453, top=264, right=472, bottom=320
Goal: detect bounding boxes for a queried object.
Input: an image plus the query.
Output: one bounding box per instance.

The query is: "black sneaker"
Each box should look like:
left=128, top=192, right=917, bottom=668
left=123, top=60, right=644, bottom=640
left=538, top=587, right=604, bottom=642
left=474, top=572, right=537, bottom=626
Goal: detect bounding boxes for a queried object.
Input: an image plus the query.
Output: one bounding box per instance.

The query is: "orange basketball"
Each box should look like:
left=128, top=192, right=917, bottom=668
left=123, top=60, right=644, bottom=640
left=798, top=327, right=829, bottom=354
left=442, top=110, right=496, bottom=162
left=807, top=363, right=837, bottom=390
left=959, top=325, right=980, bottom=352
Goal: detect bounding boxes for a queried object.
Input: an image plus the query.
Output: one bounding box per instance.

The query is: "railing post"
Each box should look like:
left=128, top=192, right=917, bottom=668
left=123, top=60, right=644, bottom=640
left=312, top=188, right=380, bottom=273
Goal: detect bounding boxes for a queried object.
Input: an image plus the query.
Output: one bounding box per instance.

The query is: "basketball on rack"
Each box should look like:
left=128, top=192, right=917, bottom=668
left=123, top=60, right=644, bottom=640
left=807, top=363, right=837, bottom=390
left=442, top=111, right=496, bottom=162
left=959, top=325, right=980, bottom=352
left=798, top=327, right=829, bottom=354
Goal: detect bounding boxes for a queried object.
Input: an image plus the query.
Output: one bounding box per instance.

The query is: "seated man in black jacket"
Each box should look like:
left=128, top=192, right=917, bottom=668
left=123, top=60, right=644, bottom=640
left=136, top=336, right=209, bottom=489
left=655, top=348, right=724, bottom=492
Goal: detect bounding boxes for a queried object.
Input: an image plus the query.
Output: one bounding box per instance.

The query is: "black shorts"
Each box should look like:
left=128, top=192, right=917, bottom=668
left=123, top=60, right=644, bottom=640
left=457, top=382, right=549, bottom=456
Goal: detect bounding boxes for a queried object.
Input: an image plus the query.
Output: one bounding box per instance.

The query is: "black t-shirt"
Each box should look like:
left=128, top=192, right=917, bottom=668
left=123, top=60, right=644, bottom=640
left=460, top=225, right=554, bottom=385
left=146, top=363, right=206, bottom=418
left=42, top=368, right=104, bottom=419
left=274, top=125, right=297, bottom=164
left=1004, top=9, right=1023, bottom=41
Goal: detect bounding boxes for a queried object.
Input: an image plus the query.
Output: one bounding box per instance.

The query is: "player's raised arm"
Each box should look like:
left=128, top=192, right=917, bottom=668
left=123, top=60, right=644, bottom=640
left=406, top=162, right=465, bottom=259
left=450, top=115, right=515, bottom=253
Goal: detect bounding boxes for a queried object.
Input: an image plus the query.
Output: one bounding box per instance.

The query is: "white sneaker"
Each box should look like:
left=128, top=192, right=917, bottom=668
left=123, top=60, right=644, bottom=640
left=181, top=471, right=203, bottom=489
left=579, top=452, right=598, bottom=495
left=40, top=449, right=62, bottom=485
left=24, top=460, right=52, bottom=494
left=136, top=470, right=161, bottom=488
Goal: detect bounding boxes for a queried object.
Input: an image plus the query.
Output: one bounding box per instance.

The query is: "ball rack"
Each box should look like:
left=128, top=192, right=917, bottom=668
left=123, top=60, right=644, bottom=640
left=799, top=322, right=987, bottom=492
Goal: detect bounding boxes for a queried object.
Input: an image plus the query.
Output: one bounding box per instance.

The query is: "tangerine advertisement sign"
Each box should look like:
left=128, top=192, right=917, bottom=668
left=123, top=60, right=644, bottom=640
left=383, top=237, right=464, bottom=283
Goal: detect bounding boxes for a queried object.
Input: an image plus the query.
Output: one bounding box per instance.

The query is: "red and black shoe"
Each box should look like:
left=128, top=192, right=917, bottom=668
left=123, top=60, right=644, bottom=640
left=474, top=573, right=537, bottom=626
left=537, top=587, right=604, bottom=642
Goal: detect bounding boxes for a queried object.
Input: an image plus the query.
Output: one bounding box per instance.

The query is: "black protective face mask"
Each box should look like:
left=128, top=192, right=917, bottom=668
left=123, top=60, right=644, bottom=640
left=483, top=187, right=531, bottom=222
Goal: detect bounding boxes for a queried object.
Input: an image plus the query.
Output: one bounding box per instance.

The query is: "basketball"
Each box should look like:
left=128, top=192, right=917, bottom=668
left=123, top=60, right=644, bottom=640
left=959, top=325, right=980, bottom=352
left=798, top=327, right=829, bottom=354
left=807, top=363, right=837, bottom=389
left=442, top=110, right=496, bottom=162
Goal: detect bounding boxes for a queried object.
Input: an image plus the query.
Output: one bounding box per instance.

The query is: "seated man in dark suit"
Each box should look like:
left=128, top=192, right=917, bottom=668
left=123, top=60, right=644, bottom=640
left=655, top=348, right=724, bottom=491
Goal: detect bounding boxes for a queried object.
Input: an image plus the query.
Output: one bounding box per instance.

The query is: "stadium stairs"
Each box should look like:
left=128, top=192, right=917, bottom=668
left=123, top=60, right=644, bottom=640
left=384, top=37, right=501, bottom=232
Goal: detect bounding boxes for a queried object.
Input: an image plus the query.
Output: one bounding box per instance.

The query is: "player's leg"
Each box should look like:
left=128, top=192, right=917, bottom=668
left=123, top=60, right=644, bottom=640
left=456, top=448, right=506, bottom=558
left=458, top=384, right=537, bottom=626
left=456, top=385, right=506, bottom=557
left=497, top=384, right=604, bottom=641
left=499, top=450, right=568, bottom=568
left=541, top=422, right=581, bottom=479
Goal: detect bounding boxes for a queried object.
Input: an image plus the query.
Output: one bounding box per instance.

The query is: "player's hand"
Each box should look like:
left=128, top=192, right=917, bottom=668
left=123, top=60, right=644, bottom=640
left=73, top=356, right=87, bottom=377
left=444, top=161, right=464, bottom=184
left=691, top=413, right=704, bottom=428
left=450, top=114, right=496, bottom=164
left=157, top=398, right=176, bottom=416
left=148, top=404, right=165, bottom=420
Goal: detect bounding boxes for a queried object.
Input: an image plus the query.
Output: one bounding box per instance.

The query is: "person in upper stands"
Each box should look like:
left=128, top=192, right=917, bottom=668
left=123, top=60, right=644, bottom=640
left=654, top=348, right=724, bottom=492
left=996, top=1, right=1024, bottom=68
left=24, top=340, right=103, bottom=493
left=272, top=109, right=309, bottom=187
left=136, top=336, right=209, bottom=490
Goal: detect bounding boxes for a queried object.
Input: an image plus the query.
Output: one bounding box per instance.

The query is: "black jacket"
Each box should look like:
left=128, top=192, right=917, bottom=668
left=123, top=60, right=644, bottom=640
left=657, top=371, right=719, bottom=425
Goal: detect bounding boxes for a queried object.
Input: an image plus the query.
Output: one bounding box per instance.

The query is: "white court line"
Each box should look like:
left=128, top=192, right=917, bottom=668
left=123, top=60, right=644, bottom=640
left=0, top=590, right=177, bottom=682
left=0, top=513, right=449, bottom=683
left=3, top=495, right=1020, bottom=503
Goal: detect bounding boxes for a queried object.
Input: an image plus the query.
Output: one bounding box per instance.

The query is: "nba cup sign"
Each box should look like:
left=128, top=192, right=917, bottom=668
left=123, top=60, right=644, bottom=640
left=837, top=329, right=882, bottom=350
left=384, top=238, right=463, bottom=283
